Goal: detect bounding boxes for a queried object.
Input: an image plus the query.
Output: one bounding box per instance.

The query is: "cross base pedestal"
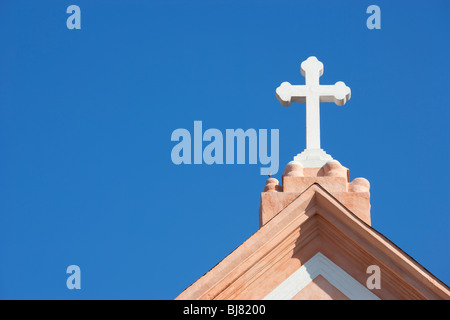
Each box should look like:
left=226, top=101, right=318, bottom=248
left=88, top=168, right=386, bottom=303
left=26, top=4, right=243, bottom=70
left=293, top=148, right=334, bottom=168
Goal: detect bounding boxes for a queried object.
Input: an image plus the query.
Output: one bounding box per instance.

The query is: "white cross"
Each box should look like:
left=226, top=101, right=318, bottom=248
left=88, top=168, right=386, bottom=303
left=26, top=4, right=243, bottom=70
left=276, top=56, right=351, bottom=151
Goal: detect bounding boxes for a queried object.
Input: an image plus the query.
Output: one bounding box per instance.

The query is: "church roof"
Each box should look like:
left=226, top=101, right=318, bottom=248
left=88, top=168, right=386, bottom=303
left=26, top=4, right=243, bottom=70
left=176, top=182, right=450, bottom=300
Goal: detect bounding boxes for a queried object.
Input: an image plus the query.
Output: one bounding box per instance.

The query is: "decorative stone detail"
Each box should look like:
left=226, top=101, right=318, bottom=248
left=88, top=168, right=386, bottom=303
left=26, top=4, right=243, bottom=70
left=283, top=161, right=304, bottom=177
left=260, top=160, right=371, bottom=227
left=263, top=178, right=282, bottom=193
left=349, top=178, right=370, bottom=193
left=323, top=160, right=347, bottom=178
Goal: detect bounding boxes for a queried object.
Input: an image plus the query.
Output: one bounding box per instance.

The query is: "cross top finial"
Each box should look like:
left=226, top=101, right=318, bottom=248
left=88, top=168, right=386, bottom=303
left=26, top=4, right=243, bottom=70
left=300, top=56, right=324, bottom=78
left=276, top=56, right=351, bottom=168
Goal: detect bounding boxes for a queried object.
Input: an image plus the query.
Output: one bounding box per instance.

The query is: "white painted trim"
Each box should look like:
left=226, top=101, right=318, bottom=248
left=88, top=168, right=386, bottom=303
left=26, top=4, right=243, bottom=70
left=263, top=252, right=380, bottom=300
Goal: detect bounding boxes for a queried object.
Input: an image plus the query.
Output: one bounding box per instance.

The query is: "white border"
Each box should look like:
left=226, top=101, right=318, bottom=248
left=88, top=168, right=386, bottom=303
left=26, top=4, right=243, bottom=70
left=263, top=252, right=380, bottom=300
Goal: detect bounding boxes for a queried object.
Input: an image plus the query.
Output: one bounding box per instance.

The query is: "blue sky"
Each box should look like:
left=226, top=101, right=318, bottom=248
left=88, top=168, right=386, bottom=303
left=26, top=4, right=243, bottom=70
left=0, top=1, right=449, bottom=299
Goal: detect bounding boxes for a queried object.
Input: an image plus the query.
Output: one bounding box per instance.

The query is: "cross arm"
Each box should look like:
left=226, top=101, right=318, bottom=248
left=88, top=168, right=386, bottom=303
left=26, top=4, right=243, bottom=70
left=317, top=81, right=351, bottom=106
left=275, top=82, right=309, bottom=107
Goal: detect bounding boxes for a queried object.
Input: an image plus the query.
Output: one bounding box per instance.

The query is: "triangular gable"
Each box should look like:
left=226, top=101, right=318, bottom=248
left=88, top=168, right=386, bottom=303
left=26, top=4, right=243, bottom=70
left=176, top=184, right=450, bottom=300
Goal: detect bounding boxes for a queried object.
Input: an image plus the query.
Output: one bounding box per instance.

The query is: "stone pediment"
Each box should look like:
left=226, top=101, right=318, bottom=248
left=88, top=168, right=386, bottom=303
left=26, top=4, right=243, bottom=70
left=176, top=184, right=450, bottom=300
